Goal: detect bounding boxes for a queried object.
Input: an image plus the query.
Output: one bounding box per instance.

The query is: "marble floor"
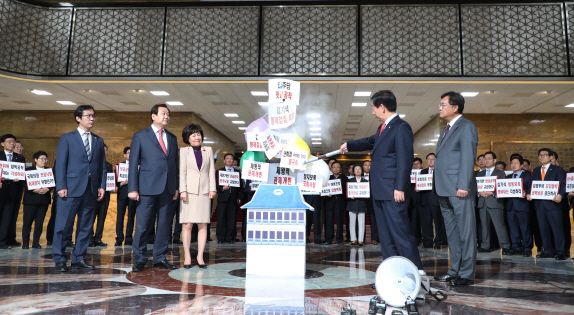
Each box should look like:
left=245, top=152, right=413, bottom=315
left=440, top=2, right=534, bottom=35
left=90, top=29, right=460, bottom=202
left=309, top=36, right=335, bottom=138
left=1, top=225, right=574, bottom=315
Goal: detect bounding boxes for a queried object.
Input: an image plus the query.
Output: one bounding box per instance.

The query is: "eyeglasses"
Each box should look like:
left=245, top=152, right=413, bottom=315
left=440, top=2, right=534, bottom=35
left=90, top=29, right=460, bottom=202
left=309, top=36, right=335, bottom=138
left=539, top=153, right=549, bottom=157
left=439, top=104, right=454, bottom=108
left=83, top=114, right=97, bottom=119
left=37, top=157, right=48, bottom=161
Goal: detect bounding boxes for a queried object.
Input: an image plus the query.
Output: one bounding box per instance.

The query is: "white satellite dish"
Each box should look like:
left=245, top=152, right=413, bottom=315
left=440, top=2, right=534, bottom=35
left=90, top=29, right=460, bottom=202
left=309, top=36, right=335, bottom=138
left=375, top=256, right=421, bottom=307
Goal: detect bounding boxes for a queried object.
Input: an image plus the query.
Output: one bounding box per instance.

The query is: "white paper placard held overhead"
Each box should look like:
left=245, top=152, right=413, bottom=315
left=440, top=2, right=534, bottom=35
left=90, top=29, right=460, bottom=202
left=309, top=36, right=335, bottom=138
left=261, top=129, right=281, bottom=159
left=268, top=163, right=296, bottom=186
left=280, top=149, right=308, bottom=171
left=268, top=79, right=300, bottom=106
left=242, top=160, right=270, bottom=182
left=268, top=102, right=297, bottom=129
left=246, top=132, right=265, bottom=152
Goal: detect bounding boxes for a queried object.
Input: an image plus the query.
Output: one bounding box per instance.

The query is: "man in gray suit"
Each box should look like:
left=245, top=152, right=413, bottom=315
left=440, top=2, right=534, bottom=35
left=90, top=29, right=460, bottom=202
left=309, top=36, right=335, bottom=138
left=433, top=92, right=478, bottom=286
left=477, top=151, right=512, bottom=255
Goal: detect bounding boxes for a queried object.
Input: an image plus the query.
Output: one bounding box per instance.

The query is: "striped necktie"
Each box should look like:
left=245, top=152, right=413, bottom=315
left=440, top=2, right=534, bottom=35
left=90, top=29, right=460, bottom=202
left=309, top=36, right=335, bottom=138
left=84, top=132, right=91, bottom=160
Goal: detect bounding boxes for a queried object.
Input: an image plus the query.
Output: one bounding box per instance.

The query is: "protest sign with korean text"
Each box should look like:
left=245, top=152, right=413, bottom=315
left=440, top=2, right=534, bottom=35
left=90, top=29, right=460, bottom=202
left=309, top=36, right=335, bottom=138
left=280, top=149, right=308, bottom=171
left=0, top=161, right=25, bottom=180
left=530, top=180, right=560, bottom=200
left=476, top=176, right=497, bottom=192
left=117, top=163, right=129, bottom=182
left=410, top=169, right=422, bottom=183
left=25, top=168, right=55, bottom=190
left=246, top=132, right=265, bottom=152
left=296, top=172, right=322, bottom=193
left=106, top=173, right=116, bottom=191
left=242, top=160, right=269, bottom=182
left=566, top=173, right=574, bottom=193
left=218, top=170, right=240, bottom=187
left=250, top=181, right=264, bottom=191
left=347, top=182, right=370, bottom=198
left=268, top=163, right=296, bottom=186
left=268, top=102, right=296, bottom=129
left=261, top=129, right=281, bottom=159
left=415, top=174, right=433, bottom=191
left=495, top=178, right=523, bottom=198
left=321, top=179, right=342, bottom=196
left=268, top=79, right=300, bottom=106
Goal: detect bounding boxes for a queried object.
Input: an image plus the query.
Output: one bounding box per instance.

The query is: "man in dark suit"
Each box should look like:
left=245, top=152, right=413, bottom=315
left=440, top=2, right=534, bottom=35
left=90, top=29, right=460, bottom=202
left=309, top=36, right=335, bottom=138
left=0, top=134, right=26, bottom=249
left=90, top=144, right=113, bottom=247
left=505, top=155, right=533, bottom=257
left=323, top=162, right=348, bottom=245
left=433, top=92, right=478, bottom=286
left=409, top=157, right=423, bottom=245
left=129, top=104, right=179, bottom=272
left=115, top=147, right=137, bottom=246
left=216, top=153, right=243, bottom=244
left=550, top=151, right=572, bottom=257
left=418, top=153, right=446, bottom=249
left=477, top=151, right=511, bottom=254
left=53, top=105, right=107, bottom=272
left=362, top=160, right=378, bottom=245
left=240, top=179, right=255, bottom=242
left=527, top=148, right=568, bottom=260
left=340, top=90, right=424, bottom=272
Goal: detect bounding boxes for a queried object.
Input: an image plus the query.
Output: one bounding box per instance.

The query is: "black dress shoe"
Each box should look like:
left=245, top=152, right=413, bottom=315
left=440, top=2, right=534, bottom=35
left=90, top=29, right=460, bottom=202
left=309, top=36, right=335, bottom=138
left=434, top=245, right=442, bottom=250
left=173, top=239, right=183, bottom=245
left=55, top=262, right=69, bottom=272
left=66, top=242, right=74, bottom=248
left=228, top=241, right=235, bottom=244
left=522, top=250, right=532, bottom=257
left=125, top=240, right=133, bottom=246
left=241, top=239, right=246, bottom=243
left=47, top=241, right=52, bottom=246
left=71, top=259, right=96, bottom=270
left=501, top=248, right=511, bottom=255
left=555, top=254, right=569, bottom=260
left=115, top=241, right=122, bottom=246
left=477, top=247, right=491, bottom=253
left=450, top=277, right=474, bottom=286
left=207, top=238, right=213, bottom=242
left=22, top=244, right=29, bottom=249
left=147, top=238, right=155, bottom=244
left=322, top=242, right=331, bottom=246
left=88, top=242, right=96, bottom=248
left=422, top=243, right=433, bottom=249
left=434, top=274, right=457, bottom=282
left=314, top=241, right=323, bottom=245
left=184, top=264, right=192, bottom=269
left=0, top=244, right=12, bottom=249
left=217, top=241, right=224, bottom=244
left=132, top=262, right=146, bottom=272
left=154, top=260, right=177, bottom=270
left=537, top=252, right=554, bottom=258
left=7, top=241, right=21, bottom=246
left=198, top=264, right=208, bottom=269
left=32, top=243, right=42, bottom=249
left=95, top=241, right=107, bottom=247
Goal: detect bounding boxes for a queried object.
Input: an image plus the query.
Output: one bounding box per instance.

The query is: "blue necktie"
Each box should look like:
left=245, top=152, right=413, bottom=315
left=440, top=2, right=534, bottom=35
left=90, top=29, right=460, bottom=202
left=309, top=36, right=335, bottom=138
left=486, top=169, right=491, bottom=176
left=7, top=153, right=11, bottom=161
left=84, top=133, right=91, bottom=160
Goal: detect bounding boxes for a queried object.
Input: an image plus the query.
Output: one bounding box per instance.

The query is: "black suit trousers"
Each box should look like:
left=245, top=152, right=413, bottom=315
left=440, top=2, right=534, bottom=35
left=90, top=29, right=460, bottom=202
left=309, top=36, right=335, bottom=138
left=216, top=200, right=238, bottom=242
left=22, top=204, right=49, bottom=244
left=116, top=197, right=137, bottom=242
left=8, top=186, right=23, bottom=242
left=366, top=198, right=378, bottom=242
left=304, top=195, right=322, bottom=242
left=324, top=197, right=345, bottom=244
left=91, top=191, right=110, bottom=242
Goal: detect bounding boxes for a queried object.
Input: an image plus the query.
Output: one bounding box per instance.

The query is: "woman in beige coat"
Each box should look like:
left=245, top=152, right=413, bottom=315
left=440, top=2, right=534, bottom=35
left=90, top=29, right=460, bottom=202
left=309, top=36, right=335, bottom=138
left=179, top=123, right=216, bottom=268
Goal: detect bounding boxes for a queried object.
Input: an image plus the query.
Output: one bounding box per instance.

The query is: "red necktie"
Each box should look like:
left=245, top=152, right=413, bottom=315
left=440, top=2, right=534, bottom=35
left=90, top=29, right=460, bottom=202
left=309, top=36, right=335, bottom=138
left=441, top=124, right=450, bottom=143
left=378, top=123, right=387, bottom=136
left=158, top=129, right=167, bottom=155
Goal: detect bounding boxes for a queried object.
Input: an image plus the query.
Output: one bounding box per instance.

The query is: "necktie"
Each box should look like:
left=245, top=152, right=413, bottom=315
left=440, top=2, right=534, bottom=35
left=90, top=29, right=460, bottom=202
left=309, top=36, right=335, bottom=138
left=7, top=153, right=11, bottom=161
left=378, top=123, right=387, bottom=136
left=430, top=168, right=433, bottom=174
left=513, top=173, right=517, bottom=178
left=158, top=129, right=167, bottom=155
left=486, top=169, right=491, bottom=176
left=541, top=166, right=546, bottom=181
left=84, top=133, right=91, bottom=160
left=441, top=124, right=451, bottom=144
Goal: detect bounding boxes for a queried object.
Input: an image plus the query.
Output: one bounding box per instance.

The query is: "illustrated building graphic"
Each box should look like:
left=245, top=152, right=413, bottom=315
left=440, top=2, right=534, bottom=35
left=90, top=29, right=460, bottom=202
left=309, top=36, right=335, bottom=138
left=241, top=184, right=313, bottom=277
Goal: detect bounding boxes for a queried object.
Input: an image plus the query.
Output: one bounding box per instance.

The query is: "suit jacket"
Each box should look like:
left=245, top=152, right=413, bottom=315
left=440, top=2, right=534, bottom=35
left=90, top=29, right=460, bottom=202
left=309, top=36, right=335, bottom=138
left=179, top=146, right=216, bottom=196
left=505, top=171, right=532, bottom=212
left=23, top=166, right=53, bottom=205
left=216, top=166, right=243, bottom=203
left=324, top=174, right=348, bottom=209
left=55, top=130, right=106, bottom=198
left=419, top=168, right=439, bottom=207
left=531, top=164, right=566, bottom=211
left=433, top=116, right=478, bottom=197
left=0, top=151, right=26, bottom=200
left=128, top=126, right=178, bottom=196
left=116, top=161, right=129, bottom=200
left=347, top=115, right=413, bottom=201
left=476, top=168, right=506, bottom=209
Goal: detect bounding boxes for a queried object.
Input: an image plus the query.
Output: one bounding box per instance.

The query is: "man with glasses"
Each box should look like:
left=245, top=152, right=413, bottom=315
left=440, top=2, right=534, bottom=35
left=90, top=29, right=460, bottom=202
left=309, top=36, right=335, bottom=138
left=53, top=105, right=107, bottom=272
left=528, top=148, right=569, bottom=260
left=0, top=134, right=26, bottom=249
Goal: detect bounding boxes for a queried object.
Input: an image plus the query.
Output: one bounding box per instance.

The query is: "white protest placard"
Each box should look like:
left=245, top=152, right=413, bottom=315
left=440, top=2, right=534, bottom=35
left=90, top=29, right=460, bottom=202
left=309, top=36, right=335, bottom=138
left=261, top=129, right=281, bottom=159
left=117, top=163, right=129, bottom=182
left=246, top=132, right=265, bottom=152
left=250, top=181, right=264, bottom=191
left=410, top=169, right=422, bottom=183
left=268, top=102, right=296, bottom=129
left=496, top=178, right=523, bottom=198
left=476, top=176, right=497, bottom=192
left=321, top=179, right=342, bottom=196
left=530, top=180, right=560, bottom=200
left=415, top=174, right=433, bottom=191
left=504, top=171, right=513, bottom=177
left=268, top=163, right=296, bottom=186
left=25, top=168, right=56, bottom=190
left=0, top=161, right=26, bottom=180
left=25, top=162, right=33, bottom=168
left=242, top=160, right=269, bottom=182
left=106, top=173, right=116, bottom=191
left=347, top=182, right=370, bottom=198
left=268, top=79, right=300, bottom=106
left=566, top=173, right=574, bottom=193
left=280, top=149, right=308, bottom=171
left=218, top=170, right=240, bottom=187
left=296, top=172, right=322, bottom=193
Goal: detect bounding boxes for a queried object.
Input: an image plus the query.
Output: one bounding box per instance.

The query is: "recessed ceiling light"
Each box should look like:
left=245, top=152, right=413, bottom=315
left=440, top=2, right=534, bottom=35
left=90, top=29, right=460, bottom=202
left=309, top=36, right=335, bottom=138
left=461, top=92, right=479, bottom=97
left=84, top=89, right=90, bottom=93
left=57, top=101, right=76, bottom=105
left=134, top=89, right=140, bottom=92
left=352, top=103, right=367, bottom=107
left=310, top=133, right=321, bottom=136
left=354, top=92, right=371, bottom=97
left=166, top=101, right=183, bottom=106
left=251, top=91, right=268, bottom=96
left=399, top=114, right=406, bottom=118
left=224, top=113, right=239, bottom=117
left=232, top=121, right=245, bottom=124
left=238, top=127, right=248, bottom=130
left=312, top=142, right=322, bottom=145
left=310, top=127, right=321, bottom=131
left=565, top=104, right=574, bottom=108
left=150, top=91, right=169, bottom=96
left=311, top=138, right=321, bottom=141
left=430, top=139, right=438, bottom=142
left=203, top=141, right=215, bottom=144
left=31, top=90, right=52, bottom=95
left=307, top=114, right=321, bottom=118
left=258, top=102, right=269, bottom=106
left=308, top=121, right=321, bottom=125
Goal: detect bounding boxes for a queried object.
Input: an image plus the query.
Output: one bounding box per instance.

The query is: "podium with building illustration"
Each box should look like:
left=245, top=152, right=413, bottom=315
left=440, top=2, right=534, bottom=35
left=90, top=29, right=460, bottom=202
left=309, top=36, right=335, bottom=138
left=241, top=184, right=313, bottom=277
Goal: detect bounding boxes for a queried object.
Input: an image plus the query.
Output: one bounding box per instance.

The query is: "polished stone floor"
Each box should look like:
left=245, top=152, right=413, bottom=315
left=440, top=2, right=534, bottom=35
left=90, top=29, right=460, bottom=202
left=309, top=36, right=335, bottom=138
left=1, top=226, right=574, bottom=315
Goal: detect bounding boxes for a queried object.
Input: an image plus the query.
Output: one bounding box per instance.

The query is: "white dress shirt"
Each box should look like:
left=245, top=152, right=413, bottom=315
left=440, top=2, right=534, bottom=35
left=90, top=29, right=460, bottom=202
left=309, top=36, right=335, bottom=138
left=4, top=150, right=13, bottom=161
left=77, top=127, right=92, bottom=153
left=383, top=113, right=398, bottom=129
left=541, top=163, right=551, bottom=177
left=151, top=124, right=168, bottom=151
left=485, top=167, right=495, bottom=177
